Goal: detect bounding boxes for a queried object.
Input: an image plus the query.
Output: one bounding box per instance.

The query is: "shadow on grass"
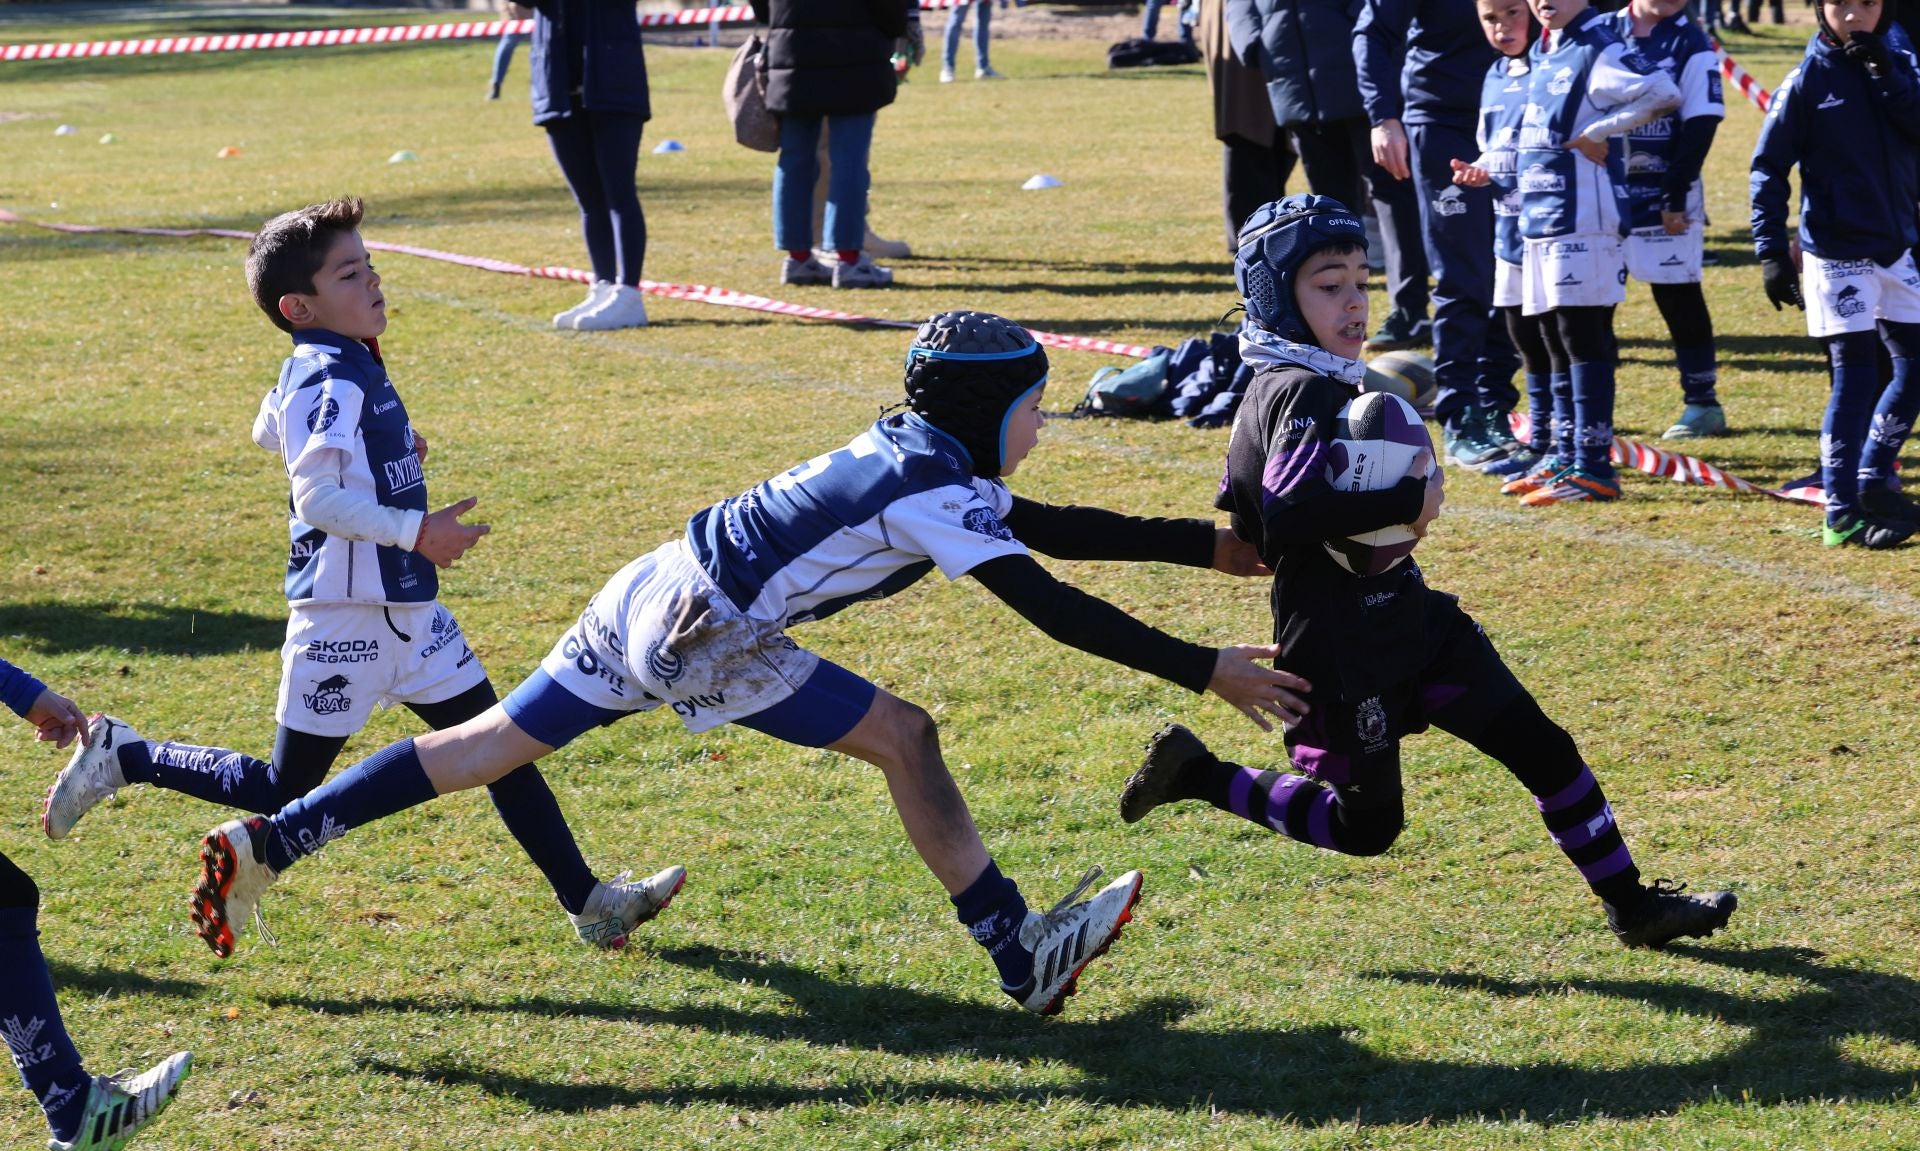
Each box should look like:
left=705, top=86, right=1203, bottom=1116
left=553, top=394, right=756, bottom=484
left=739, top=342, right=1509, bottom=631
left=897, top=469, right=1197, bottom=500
left=0, top=601, right=282, bottom=656
left=311, top=942, right=1920, bottom=1123
left=47, top=960, right=203, bottom=1001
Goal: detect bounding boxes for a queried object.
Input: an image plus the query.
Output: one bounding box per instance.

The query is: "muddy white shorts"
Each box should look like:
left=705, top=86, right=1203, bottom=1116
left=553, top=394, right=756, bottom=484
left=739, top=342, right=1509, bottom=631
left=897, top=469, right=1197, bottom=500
left=1522, top=233, right=1627, bottom=315
left=277, top=600, right=485, bottom=736
left=1802, top=249, right=1920, bottom=338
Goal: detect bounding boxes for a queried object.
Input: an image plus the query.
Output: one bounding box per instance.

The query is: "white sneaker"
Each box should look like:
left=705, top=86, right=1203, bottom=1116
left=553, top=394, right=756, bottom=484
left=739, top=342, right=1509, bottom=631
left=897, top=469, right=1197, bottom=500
left=831, top=253, right=894, bottom=289
left=939, top=66, right=955, bottom=82
left=864, top=228, right=912, bottom=260
left=190, top=817, right=279, bottom=959
left=570, top=865, right=687, bottom=948
left=553, top=281, right=612, bottom=328
left=781, top=254, right=834, bottom=285
left=975, top=65, right=1003, bottom=79
left=1007, top=867, right=1142, bottom=1015
left=43, top=715, right=133, bottom=840
left=571, top=283, right=649, bottom=330
left=48, top=1051, right=191, bottom=1151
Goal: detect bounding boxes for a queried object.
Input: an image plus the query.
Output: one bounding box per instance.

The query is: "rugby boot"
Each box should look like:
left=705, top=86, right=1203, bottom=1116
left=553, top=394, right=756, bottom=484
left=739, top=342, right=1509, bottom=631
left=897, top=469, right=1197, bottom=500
left=190, top=817, right=280, bottom=959
left=1661, top=402, right=1728, bottom=441
left=1363, top=307, right=1431, bottom=354
left=1606, top=880, right=1737, bottom=949
left=1520, top=466, right=1622, bottom=506
left=1006, top=867, right=1143, bottom=1015
left=44, top=715, right=133, bottom=839
left=1500, top=457, right=1567, bottom=497
left=1479, top=411, right=1534, bottom=475
left=47, top=1051, right=192, bottom=1151
left=1859, top=485, right=1920, bottom=528
left=1822, top=510, right=1914, bottom=549
left=570, top=865, right=687, bottom=948
left=1443, top=409, right=1505, bottom=469
left=1120, top=723, right=1212, bottom=823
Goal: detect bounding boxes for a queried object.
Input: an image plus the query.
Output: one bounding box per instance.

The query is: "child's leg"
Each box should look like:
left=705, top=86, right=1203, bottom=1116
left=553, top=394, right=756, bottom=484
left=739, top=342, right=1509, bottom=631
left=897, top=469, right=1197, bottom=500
left=1823, top=330, right=1883, bottom=523
left=1649, top=280, right=1719, bottom=410
left=407, top=679, right=598, bottom=915
left=1504, top=305, right=1554, bottom=455
left=1858, top=320, right=1920, bottom=492
left=0, top=854, right=89, bottom=1143
left=117, top=725, right=346, bottom=813
left=1557, top=304, right=1619, bottom=478
left=1536, top=308, right=1576, bottom=463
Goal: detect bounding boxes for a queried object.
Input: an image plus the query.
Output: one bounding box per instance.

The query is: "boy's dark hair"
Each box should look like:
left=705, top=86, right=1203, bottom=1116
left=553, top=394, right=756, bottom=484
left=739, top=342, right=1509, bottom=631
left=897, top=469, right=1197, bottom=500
left=246, top=197, right=365, bottom=333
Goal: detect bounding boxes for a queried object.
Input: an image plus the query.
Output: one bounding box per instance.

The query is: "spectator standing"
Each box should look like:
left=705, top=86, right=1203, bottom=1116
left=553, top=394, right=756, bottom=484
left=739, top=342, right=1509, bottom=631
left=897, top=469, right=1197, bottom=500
left=1145, top=0, right=1200, bottom=44
left=1200, top=0, right=1298, bottom=251
left=941, top=0, right=1003, bottom=82
left=1356, top=0, right=1526, bottom=471
left=530, top=0, right=653, bottom=330
left=753, top=0, right=909, bottom=289
left=1226, top=0, right=1434, bottom=352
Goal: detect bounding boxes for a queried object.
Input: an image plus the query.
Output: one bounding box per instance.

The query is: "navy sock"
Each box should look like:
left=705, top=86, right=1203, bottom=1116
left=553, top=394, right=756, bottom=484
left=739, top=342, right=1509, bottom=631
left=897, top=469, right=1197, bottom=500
left=1548, top=371, right=1574, bottom=461
left=119, top=740, right=287, bottom=812
left=1523, top=372, right=1552, bottom=453
left=0, top=907, right=89, bottom=1142
left=1824, top=331, right=1882, bottom=522
left=1859, top=344, right=1918, bottom=486
left=485, top=766, right=597, bottom=914
left=951, top=860, right=1033, bottom=989
left=1569, top=359, right=1617, bottom=477
left=262, top=738, right=436, bottom=873
left=1675, top=343, right=1719, bottom=407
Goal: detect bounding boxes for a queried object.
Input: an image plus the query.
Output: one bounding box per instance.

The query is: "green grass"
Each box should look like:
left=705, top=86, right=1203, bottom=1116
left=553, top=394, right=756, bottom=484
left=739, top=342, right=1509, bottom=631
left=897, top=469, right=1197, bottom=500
left=4, top=14, right=1920, bottom=1150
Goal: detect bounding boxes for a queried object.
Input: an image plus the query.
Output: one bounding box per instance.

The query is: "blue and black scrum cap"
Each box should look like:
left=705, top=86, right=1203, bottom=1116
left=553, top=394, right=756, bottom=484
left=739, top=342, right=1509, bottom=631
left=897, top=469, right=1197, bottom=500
left=904, top=311, right=1050, bottom=478
left=1234, top=194, right=1369, bottom=345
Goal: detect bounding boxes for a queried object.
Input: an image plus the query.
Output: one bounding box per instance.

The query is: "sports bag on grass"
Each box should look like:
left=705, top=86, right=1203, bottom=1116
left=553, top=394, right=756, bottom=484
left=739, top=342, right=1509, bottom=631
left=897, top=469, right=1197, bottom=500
left=1077, top=349, right=1173, bottom=417
left=724, top=35, right=779, bottom=153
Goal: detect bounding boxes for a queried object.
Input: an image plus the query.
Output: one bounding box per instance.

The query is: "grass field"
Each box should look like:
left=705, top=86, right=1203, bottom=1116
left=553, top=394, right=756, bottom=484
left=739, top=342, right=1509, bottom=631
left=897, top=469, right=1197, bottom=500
left=4, top=9, right=1920, bottom=1149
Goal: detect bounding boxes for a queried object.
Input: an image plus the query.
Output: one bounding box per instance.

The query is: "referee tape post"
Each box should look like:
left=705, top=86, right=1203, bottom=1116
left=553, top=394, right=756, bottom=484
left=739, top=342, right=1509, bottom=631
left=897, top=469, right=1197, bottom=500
left=0, top=1, right=967, bottom=62
left=1710, top=38, right=1774, bottom=112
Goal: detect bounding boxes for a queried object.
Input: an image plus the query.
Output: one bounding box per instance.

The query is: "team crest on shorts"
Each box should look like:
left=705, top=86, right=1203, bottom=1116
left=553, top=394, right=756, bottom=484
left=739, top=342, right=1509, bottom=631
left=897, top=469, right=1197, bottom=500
left=1834, top=285, right=1867, bottom=318
left=962, top=507, right=1014, bottom=541
left=303, top=674, right=353, bottom=715
left=1355, top=696, right=1389, bottom=752
left=646, top=639, right=686, bottom=685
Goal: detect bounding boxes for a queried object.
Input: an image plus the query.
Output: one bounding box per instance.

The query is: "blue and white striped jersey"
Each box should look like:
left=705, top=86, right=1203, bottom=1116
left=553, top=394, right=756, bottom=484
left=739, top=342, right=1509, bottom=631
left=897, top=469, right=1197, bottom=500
left=1478, top=53, right=1533, bottom=266
left=253, top=332, right=435, bottom=606
left=1518, top=7, right=1677, bottom=239
left=1612, top=9, right=1724, bottom=229
left=685, top=413, right=1029, bottom=627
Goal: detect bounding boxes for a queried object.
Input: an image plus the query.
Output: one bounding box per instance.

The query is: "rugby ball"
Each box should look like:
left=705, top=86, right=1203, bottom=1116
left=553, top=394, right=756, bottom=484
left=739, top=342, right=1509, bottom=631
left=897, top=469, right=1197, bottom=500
left=1323, top=390, right=1433, bottom=577
left=1364, top=350, right=1438, bottom=414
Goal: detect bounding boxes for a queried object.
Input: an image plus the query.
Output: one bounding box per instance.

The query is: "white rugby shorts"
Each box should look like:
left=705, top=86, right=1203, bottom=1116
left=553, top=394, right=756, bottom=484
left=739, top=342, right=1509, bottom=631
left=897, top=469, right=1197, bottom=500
left=1522, top=234, right=1627, bottom=315
left=533, top=538, right=820, bottom=733
left=277, top=600, right=486, bottom=736
left=1802, top=249, right=1920, bottom=338
left=1625, top=222, right=1705, bottom=285
left=1494, top=256, right=1525, bottom=310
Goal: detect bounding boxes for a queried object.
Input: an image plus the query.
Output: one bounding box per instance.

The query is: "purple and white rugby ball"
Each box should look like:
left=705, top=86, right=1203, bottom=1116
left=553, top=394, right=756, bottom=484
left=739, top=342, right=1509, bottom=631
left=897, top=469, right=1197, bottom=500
left=1323, top=391, right=1433, bottom=576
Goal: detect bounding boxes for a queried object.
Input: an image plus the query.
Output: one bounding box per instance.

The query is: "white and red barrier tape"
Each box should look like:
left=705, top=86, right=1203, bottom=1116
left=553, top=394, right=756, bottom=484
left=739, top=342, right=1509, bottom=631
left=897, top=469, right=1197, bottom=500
left=0, top=207, right=1154, bottom=358
left=1710, top=38, right=1774, bottom=113
left=1506, top=411, right=1817, bottom=504
left=0, top=1, right=966, bottom=62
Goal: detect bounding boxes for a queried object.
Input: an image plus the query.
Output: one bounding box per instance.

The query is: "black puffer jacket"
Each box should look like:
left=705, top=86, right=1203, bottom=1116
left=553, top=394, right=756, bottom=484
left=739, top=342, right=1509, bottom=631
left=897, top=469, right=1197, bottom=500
left=750, top=0, right=908, bottom=117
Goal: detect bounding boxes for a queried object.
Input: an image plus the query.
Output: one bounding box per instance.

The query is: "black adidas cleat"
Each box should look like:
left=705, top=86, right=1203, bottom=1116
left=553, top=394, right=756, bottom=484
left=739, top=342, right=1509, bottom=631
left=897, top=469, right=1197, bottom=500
left=1121, top=724, right=1212, bottom=824
left=1607, top=879, right=1737, bottom=949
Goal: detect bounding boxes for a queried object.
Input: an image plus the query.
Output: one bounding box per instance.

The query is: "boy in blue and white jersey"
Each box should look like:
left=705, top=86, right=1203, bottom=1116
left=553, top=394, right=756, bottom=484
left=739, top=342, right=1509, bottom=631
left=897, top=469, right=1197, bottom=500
left=1615, top=0, right=1729, bottom=441
left=1507, top=0, right=1679, bottom=505
left=179, top=311, right=1311, bottom=1017
left=44, top=197, right=681, bottom=950
left=1751, top=0, right=1920, bottom=548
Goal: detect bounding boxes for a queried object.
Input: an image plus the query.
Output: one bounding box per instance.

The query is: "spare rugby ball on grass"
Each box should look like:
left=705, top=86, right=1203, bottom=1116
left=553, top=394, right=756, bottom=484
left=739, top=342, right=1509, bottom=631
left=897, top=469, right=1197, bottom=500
left=1363, top=350, right=1438, bottom=413
left=1324, top=390, right=1433, bottom=576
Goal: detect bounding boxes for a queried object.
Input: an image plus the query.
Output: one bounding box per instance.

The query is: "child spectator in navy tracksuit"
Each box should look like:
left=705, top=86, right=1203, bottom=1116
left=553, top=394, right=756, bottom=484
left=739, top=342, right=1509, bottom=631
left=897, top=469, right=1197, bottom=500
left=1119, top=194, right=1737, bottom=950
left=1751, top=0, right=1920, bottom=548
left=1356, top=0, right=1527, bottom=476
left=1614, top=0, right=1729, bottom=442
left=1502, top=0, right=1678, bottom=506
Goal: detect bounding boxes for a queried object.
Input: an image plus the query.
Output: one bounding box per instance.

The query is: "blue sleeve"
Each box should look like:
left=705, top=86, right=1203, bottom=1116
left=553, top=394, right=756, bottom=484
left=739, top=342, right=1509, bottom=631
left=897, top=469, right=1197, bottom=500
left=1869, top=49, right=1920, bottom=143
left=1749, top=69, right=1801, bottom=261
left=1354, top=0, right=1413, bottom=124
left=1226, top=0, right=1265, bottom=68
left=1664, top=115, right=1719, bottom=210
left=0, top=657, right=48, bottom=719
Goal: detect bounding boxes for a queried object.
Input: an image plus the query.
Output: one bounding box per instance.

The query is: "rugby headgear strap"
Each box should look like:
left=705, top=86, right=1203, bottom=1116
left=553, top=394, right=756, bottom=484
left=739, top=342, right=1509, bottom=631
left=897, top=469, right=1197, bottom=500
left=1233, top=194, right=1369, bottom=346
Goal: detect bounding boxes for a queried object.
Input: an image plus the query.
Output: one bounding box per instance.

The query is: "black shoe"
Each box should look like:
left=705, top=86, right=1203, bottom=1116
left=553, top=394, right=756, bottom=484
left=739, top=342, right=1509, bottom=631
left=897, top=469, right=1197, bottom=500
left=1363, top=308, right=1431, bottom=354
left=1823, top=510, right=1916, bottom=549
left=1607, top=880, right=1737, bottom=949
left=1121, top=724, right=1212, bottom=823
left=1860, top=485, right=1920, bottom=527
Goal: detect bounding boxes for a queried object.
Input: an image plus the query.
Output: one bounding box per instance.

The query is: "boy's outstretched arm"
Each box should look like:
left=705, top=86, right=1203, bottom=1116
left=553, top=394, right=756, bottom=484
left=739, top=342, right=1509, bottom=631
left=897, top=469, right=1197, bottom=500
left=967, top=554, right=1310, bottom=731
left=0, top=657, right=87, bottom=749
left=1003, top=498, right=1266, bottom=573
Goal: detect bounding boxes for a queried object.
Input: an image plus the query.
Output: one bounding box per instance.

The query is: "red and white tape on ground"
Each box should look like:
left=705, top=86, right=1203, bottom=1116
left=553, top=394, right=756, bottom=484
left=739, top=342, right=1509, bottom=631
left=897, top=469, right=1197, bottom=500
left=1506, top=411, right=1817, bottom=503
left=0, top=2, right=965, bottom=62
left=1710, top=38, right=1774, bottom=113
left=0, top=207, right=1154, bottom=359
